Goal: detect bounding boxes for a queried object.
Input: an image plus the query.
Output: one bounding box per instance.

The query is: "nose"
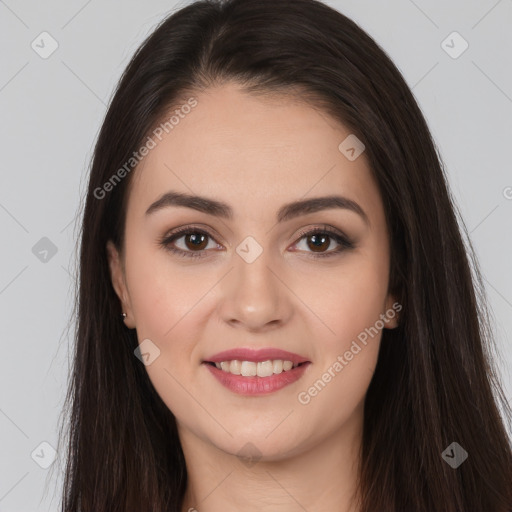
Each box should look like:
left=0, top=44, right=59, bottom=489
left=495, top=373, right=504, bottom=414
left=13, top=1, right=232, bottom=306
left=217, top=249, right=293, bottom=333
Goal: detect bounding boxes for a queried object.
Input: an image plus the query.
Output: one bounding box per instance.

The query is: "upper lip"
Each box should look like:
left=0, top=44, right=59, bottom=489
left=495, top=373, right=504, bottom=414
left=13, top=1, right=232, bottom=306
left=203, top=347, right=310, bottom=365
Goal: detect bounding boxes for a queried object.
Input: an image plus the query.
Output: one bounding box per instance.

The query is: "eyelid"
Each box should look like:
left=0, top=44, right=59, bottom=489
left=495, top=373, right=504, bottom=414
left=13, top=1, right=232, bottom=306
left=293, top=224, right=351, bottom=245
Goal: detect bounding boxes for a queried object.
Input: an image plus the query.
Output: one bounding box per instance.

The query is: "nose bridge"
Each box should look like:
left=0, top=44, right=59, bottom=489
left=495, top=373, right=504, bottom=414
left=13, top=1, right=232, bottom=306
left=219, top=236, right=291, bottom=331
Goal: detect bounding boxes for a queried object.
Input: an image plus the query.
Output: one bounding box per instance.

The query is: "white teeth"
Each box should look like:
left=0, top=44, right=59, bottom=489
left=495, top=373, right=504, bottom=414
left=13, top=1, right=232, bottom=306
left=273, top=360, right=283, bottom=374
left=230, top=360, right=241, bottom=375
left=212, top=359, right=302, bottom=377
left=257, top=360, right=274, bottom=377
left=241, top=361, right=257, bottom=376
left=283, top=360, right=293, bottom=371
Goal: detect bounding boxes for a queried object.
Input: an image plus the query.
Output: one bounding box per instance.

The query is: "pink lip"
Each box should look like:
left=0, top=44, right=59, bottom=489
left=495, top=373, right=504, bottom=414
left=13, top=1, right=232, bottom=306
left=203, top=361, right=311, bottom=395
left=202, top=348, right=311, bottom=395
left=203, top=347, right=309, bottom=365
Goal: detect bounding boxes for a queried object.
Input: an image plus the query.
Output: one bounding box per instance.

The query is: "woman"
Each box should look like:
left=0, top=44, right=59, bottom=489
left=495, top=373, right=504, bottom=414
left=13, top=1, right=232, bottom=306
left=58, top=0, right=512, bottom=510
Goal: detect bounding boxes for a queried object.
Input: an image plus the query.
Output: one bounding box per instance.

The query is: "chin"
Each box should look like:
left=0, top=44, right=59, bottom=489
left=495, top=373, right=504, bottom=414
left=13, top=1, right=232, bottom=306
left=207, top=426, right=308, bottom=462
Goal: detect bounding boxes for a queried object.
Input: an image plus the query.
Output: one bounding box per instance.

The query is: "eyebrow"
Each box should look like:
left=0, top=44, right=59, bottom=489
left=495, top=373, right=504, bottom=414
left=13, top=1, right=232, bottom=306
left=145, top=190, right=369, bottom=225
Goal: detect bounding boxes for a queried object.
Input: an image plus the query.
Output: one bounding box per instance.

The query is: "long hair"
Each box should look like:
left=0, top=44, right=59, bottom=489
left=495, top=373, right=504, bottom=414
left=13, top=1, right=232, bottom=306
left=58, top=0, right=512, bottom=510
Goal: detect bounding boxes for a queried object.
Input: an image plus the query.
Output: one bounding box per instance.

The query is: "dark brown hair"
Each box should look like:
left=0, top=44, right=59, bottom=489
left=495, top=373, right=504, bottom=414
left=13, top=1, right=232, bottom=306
left=57, top=0, right=512, bottom=510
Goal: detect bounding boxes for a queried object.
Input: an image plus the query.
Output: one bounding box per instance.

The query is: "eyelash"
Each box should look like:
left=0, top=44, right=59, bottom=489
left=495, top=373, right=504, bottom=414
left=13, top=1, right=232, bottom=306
left=158, top=224, right=354, bottom=260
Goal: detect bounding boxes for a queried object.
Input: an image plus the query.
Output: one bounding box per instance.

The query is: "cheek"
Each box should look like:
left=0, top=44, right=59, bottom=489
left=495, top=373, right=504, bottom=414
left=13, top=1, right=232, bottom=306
left=293, top=252, right=388, bottom=408
left=124, top=249, right=213, bottom=417
left=302, top=253, right=389, bottom=351
left=293, top=263, right=387, bottom=424
left=124, top=245, right=225, bottom=406
left=125, top=243, right=202, bottom=341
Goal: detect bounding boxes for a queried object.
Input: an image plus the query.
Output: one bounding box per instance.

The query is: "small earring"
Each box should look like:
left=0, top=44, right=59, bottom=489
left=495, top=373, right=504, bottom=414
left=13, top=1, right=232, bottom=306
left=121, top=312, right=127, bottom=319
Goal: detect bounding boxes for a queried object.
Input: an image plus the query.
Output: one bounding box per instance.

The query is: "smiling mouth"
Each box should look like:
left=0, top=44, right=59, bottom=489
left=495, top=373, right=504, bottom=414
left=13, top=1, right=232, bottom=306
left=203, top=360, right=309, bottom=377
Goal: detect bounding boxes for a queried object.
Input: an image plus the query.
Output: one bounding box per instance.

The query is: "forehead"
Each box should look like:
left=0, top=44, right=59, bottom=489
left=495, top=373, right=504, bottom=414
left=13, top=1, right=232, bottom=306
left=126, top=83, right=382, bottom=223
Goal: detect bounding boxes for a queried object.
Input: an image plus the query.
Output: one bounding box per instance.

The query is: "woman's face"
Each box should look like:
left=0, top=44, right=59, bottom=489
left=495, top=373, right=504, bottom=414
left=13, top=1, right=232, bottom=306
left=108, top=82, right=398, bottom=461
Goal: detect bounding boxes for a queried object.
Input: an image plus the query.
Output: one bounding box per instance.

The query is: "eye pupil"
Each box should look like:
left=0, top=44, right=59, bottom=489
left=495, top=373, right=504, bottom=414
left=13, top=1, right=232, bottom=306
left=307, top=233, right=330, bottom=252
left=185, top=233, right=208, bottom=250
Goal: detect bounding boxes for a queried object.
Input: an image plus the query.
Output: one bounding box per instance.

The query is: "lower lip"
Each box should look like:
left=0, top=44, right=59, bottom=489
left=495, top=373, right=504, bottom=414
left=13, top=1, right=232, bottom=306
left=203, top=362, right=311, bottom=395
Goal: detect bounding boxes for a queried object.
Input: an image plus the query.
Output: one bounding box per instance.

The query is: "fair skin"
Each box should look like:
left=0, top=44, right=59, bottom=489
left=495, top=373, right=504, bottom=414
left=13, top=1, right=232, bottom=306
left=107, top=82, right=398, bottom=512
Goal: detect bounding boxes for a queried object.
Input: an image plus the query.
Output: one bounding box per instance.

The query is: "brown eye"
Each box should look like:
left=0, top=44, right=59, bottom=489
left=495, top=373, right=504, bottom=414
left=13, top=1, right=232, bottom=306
left=159, top=228, right=219, bottom=259
left=292, top=227, right=354, bottom=258
left=305, top=233, right=331, bottom=253
left=182, top=232, right=209, bottom=251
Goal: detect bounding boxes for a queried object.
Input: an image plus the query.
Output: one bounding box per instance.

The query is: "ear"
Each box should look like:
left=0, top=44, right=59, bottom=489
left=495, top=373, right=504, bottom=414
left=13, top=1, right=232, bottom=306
left=383, top=293, right=401, bottom=329
left=106, top=240, right=136, bottom=329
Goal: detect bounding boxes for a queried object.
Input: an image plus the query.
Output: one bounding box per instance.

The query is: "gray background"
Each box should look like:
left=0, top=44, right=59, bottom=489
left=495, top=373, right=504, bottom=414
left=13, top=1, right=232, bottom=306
left=1, top=0, right=511, bottom=510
